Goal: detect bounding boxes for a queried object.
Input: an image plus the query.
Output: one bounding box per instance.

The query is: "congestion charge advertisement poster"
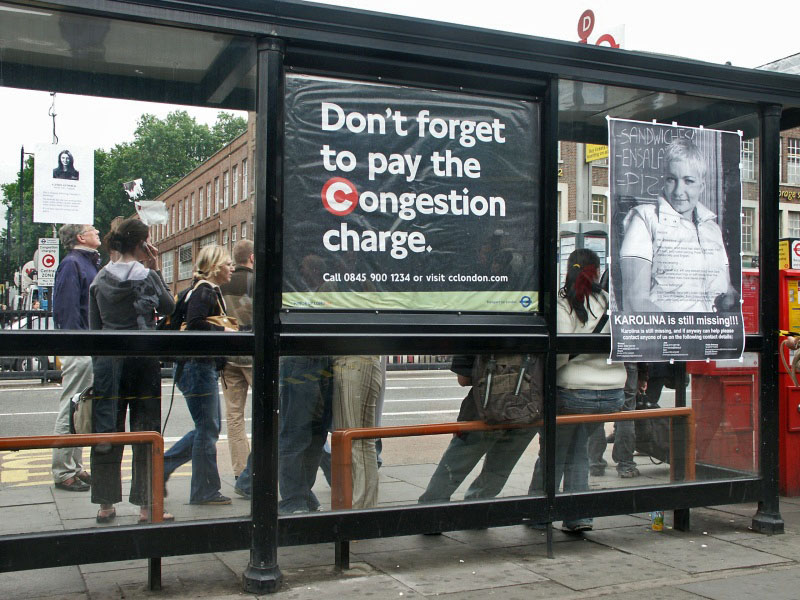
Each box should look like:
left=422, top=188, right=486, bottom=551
left=282, top=75, right=540, bottom=312
left=607, top=118, right=745, bottom=362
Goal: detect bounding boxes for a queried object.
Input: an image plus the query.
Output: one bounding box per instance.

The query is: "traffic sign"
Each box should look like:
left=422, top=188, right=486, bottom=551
left=37, top=238, right=59, bottom=287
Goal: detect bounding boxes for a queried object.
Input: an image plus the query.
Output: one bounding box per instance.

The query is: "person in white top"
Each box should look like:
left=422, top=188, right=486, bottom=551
left=620, top=138, right=736, bottom=313
left=529, top=249, right=626, bottom=532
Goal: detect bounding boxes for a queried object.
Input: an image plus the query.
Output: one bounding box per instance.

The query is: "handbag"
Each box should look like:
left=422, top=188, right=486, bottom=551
left=69, top=386, right=93, bottom=435
left=634, top=390, right=670, bottom=464
left=178, top=282, right=239, bottom=331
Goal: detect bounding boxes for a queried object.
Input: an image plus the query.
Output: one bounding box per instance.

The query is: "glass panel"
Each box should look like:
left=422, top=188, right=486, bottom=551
left=0, top=0, right=255, bottom=534
left=277, top=354, right=546, bottom=513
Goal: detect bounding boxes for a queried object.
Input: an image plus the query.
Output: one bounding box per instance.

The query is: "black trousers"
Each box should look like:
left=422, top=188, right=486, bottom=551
left=90, top=356, right=161, bottom=506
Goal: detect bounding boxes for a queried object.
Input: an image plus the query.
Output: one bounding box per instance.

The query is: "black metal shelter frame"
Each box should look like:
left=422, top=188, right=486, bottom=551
left=0, top=0, right=798, bottom=593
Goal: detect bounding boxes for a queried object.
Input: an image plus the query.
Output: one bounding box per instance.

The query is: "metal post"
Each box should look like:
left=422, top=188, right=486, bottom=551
left=18, top=146, right=24, bottom=281
left=752, top=104, right=784, bottom=534
left=242, top=37, right=284, bottom=594
left=542, top=77, right=560, bottom=556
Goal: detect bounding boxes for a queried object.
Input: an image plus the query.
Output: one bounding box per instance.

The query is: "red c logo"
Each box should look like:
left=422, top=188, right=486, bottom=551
left=42, top=254, right=56, bottom=268
left=321, top=177, right=358, bottom=216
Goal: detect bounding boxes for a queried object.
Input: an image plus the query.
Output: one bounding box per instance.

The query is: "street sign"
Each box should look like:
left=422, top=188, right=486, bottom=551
left=37, top=238, right=59, bottom=287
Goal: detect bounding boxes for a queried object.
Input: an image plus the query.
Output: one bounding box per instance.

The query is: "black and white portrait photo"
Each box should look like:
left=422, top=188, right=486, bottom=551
left=34, top=144, right=94, bottom=224
left=52, top=149, right=80, bottom=180
left=608, top=119, right=745, bottom=362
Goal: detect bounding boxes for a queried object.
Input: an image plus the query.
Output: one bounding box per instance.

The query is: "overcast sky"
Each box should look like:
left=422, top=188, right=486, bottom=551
left=1, top=1, right=798, bottom=221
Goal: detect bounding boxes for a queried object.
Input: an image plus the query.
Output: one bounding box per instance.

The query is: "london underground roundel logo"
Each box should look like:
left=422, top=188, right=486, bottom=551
left=321, top=177, right=358, bottom=216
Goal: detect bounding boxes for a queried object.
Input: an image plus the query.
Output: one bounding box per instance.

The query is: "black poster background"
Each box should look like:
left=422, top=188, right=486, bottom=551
left=608, top=119, right=745, bottom=362
left=282, top=75, right=540, bottom=312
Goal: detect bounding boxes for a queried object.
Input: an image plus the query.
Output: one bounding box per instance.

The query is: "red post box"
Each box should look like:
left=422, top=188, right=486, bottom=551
left=687, top=269, right=760, bottom=475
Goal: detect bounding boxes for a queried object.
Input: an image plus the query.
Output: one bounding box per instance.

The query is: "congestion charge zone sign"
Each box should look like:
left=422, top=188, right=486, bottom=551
left=282, top=74, right=541, bottom=312
left=37, top=238, right=59, bottom=287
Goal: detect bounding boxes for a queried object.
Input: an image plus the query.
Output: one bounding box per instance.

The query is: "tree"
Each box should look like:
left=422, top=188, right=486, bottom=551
left=1, top=111, right=247, bottom=282
left=92, top=110, right=246, bottom=238
left=1, top=157, right=54, bottom=283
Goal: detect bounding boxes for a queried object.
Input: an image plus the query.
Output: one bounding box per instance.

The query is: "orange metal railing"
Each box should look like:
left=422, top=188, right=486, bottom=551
left=0, top=432, right=165, bottom=523
left=330, top=407, right=695, bottom=509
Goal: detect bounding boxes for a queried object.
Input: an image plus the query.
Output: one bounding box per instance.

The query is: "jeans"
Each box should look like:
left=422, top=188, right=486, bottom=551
left=278, top=356, right=332, bottom=513
left=90, top=356, right=161, bottom=506
left=163, top=361, right=223, bottom=503
left=420, top=427, right=537, bottom=503
left=587, top=363, right=638, bottom=473
left=235, top=452, right=253, bottom=496
left=530, top=387, right=625, bottom=526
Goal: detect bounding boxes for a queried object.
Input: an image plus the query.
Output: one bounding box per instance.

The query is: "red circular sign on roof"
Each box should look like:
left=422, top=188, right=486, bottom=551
left=577, top=9, right=594, bottom=43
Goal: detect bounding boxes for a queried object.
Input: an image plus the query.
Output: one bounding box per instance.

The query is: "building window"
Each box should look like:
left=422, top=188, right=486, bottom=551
left=222, top=229, right=229, bottom=246
left=241, top=221, right=247, bottom=239
left=214, top=177, right=220, bottom=214
left=206, top=182, right=212, bottom=216
left=231, top=225, right=238, bottom=244
left=178, top=200, right=183, bottom=231
left=232, top=165, right=238, bottom=205
left=199, top=187, right=204, bottom=220
left=199, top=232, right=217, bottom=248
left=788, top=138, right=800, bottom=185
left=178, top=243, right=193, bottom=280
left=591, top=194, right=607, bottom=223
left=557, top=141, right=562, bottom=163
left=742, top=207, right=755, bottom=253
left=789, top=212, right=800, bottom=238
left=162, top=250, right=174, bottom=284
left=242, top=158, right=248, bottom=201
left=223, top=170, right=230, bottom=209
left=741, top=139, right=755, bottom=181
left=189, top=192, right=195, bottom=225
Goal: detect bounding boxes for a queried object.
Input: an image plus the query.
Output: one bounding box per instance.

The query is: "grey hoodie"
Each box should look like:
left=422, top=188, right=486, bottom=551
left=89, top=261, right=175, bottom=331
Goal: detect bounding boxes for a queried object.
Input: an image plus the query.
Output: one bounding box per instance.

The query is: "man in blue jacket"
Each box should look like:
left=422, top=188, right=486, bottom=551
left=51, top=223, right=101, bottom=491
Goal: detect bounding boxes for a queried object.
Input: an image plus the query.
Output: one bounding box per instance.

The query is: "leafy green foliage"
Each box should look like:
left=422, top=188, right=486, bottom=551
left=1, top=110, right=247, bottom=280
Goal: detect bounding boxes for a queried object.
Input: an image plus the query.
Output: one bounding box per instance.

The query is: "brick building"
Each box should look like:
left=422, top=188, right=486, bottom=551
left=558, top=126, right=800, bottom=270
left=151, top=113, right=255, bottom=293
left=151, top=111, right=800, bottom=288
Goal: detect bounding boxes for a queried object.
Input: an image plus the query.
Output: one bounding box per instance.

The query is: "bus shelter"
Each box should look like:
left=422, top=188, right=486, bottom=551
left=0, top=0, right=797, bottom=593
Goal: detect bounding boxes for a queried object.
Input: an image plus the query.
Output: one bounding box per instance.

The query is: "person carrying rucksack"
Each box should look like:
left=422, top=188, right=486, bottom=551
left=528, top=248, right=626, bottom=533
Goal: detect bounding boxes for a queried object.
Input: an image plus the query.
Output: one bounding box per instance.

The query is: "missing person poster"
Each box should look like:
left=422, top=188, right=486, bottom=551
left=282, top=75, right=540, bottom=312
left=608, top=118, right=745, bottom=361
left=33, top=144, right=94, bottom=224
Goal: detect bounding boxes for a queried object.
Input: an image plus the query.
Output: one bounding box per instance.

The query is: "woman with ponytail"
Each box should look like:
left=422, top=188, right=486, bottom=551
left=89, top=217, right=175, bottom=524
left=529, top=249, right=626, bottom=532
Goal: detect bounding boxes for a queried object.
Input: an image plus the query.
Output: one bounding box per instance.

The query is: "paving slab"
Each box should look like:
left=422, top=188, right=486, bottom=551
left=350, top=533, right=464, bottom=554
left=734, top=532, right=800, bottom=561
left=500, top=538, right=685, bottom=591
left=585, top=526, right=790, bottom=573
left=0, top=503, right=63, bottom=534
left=441, top=524, right=577, bottom=549
left=118, top=558, right=239, bottom=599
left=367, top=545, right=546, bottom=595
left=678, top=566, right=800, bottom=600
left=274, top=563, right=423, bottom=599
left=0, top=484, right=54, bottom=507
left=682, top=507, right=762, bottom=541
left=0, top=566, right=85, bottom=599
left=605, top=588, right=708, bottom=600
left=429, top=579, right=577, bottom=600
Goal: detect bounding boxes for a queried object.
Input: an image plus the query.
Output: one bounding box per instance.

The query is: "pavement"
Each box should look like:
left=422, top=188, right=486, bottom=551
left=5, top=376, right=800, bottom=599
left=5, top=487, right=800, bottom=600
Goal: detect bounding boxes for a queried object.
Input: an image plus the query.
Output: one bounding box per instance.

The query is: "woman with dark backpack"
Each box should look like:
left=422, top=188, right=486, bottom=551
left=528, top=248, right=627, bottom=532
